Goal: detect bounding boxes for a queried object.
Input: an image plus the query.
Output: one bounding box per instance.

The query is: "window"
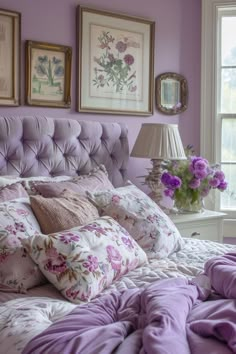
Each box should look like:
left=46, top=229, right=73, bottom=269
left=201, top=0, right=236, bottom=236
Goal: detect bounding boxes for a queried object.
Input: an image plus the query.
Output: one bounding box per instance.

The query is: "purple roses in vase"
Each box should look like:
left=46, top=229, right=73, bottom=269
left=161, top=146, right=227, bottom=213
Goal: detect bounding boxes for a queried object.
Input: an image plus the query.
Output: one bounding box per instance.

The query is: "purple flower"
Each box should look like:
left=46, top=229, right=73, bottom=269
left=124, top=54, right=134, bottom=65
left=218, top=180, right=228, bottom=191
left=164, top=189, right=174, bottom=198
left=209, top=177, right=220, bottom=188
left=116, top=41, right=127, bottom=53
left=189, top=178, right=201, bottom=189
left=169, top=176, right=182, bottom=189
left=214, top=170, right=225, bottom=181
left=83, top=255, right=98, bottom=272
left=194, top=159, right=208, bottom=170
left=194, top=169, right=208, bottom=180
left=161, top=172, right=172, bottom=187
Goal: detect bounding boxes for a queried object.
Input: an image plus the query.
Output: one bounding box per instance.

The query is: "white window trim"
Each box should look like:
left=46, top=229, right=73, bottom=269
left=201, top=0, right=236, bottom=236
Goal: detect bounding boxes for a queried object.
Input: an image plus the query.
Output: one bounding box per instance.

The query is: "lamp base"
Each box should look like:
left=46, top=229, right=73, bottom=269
left=145, top=159, right=163, bottom=205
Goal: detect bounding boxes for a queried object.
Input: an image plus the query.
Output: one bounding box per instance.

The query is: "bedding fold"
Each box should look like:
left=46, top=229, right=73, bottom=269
left=22, top=252, right=236, bottom=354
left=22, top=278, right=208, bottom=354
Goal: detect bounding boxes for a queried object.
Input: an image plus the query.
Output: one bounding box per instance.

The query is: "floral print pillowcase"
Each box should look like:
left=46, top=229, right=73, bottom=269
left=22, top=216, right=148, bottom=303
left=0, top=200, right=45, bottom=293
left=87, top=183, right=184, bottom=259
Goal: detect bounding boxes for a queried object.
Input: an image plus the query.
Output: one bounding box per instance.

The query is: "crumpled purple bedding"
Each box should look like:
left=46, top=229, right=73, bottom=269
left=22, top=252, right=236, bottom=354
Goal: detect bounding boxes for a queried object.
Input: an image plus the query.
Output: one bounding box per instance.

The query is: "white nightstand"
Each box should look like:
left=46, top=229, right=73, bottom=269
left=169, top=210, right=226, bottom=243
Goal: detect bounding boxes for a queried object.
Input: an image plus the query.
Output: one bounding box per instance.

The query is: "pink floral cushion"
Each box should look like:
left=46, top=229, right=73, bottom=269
left=0, top=200, right=45, bottom=293
left=22, top=216, right=148, bottom=303
left=0, top=183, right=28, bottom=202
left=34, top=165, right=114, bottom=198
left=87, top=183, right=184, bottom=259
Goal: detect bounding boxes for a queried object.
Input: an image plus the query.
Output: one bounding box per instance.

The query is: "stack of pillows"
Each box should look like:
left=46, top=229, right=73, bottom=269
left=0, top=165, right=184, bottom=303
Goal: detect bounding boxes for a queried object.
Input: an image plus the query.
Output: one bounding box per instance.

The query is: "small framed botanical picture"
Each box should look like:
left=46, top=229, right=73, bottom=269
left=76, top=6, right=155, bottom=116
left=0, top=8, right=21, bottom=106
left=25, top=40, right=72, bottom=108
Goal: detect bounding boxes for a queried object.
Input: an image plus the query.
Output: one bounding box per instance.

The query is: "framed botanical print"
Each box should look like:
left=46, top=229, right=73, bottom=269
left=76, top=6, right=155, bottom=116
left=25, top=40, right=72, bottom=108
left=0, top=9, right=21, bottom=106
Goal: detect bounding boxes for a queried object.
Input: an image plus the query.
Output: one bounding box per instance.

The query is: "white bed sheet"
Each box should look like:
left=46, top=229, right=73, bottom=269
left=0, top=238, right=235, bottom=354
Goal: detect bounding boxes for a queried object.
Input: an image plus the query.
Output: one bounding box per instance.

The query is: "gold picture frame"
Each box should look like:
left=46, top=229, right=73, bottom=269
left=156, top=72, right=188, bottom=115
left=0, top=8, right=21, bottom=106
left=26, top=40, right=72, bottom=108
left=76, top=6, right=155, bottom=116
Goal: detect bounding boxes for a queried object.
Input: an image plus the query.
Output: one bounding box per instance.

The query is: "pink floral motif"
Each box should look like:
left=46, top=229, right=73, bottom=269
left=45, top=246, right=59, bottom=258
left=16, top=209, right=29, bottom=216
left=15, top=221, right=26, bottom=232
left=44, top=255, right=67, bottom=274
left=112, top=195, right=121, bottom=203
left=66, top=287, right=80, bottom=300
left=106, top=245, right=122, bottom=270
left=5, top=225, right=17, bottom=235
left=121, top=236, right=134, bottom=249
left=80, top=224, right=107, bottom=235
left=83, top=255, right=99, bottom=272
left=59, top=233, right=80, bottom=244
left=0, top=250, right=10, bottom=263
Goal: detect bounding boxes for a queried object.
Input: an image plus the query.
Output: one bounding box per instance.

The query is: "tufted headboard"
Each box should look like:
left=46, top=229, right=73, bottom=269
left=0, top=116, right=129, bottom=187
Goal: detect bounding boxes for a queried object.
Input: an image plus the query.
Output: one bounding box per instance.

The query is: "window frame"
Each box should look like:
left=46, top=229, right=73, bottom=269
left=201, top=0, right=236, bottom=236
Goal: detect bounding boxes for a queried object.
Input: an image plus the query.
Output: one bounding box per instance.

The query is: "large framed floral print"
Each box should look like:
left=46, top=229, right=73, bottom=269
left=0, top=9, right=21, bottom=106
left=77, top=6, right=155, bottom=116
left=25, top=40, right=72, bottom=108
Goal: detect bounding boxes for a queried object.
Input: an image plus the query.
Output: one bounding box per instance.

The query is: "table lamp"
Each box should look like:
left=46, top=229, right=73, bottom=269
left=131, top=123, right=186, bottom=204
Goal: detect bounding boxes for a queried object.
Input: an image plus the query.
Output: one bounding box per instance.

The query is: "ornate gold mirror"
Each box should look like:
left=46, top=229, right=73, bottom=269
left=156, top=72, right=188, bottom=115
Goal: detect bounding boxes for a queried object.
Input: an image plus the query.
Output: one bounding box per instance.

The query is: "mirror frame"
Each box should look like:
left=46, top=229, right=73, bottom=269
left=155, top=72, right=188, bottom=115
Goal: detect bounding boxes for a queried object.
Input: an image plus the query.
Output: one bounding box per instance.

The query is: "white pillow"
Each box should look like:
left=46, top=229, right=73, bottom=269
left=87, top=183, right=184, bottom=259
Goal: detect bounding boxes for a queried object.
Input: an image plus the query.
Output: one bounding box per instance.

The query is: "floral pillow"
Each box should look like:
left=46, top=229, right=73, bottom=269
left=0, top=200, right=45, bottom=293
left=22, top=216, right=148, bottom=303
left=87, top=183, right=184, bottom=259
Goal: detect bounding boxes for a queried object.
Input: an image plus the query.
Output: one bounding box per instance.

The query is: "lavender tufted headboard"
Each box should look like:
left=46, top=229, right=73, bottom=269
left=0, top=116, right=129, bottom=187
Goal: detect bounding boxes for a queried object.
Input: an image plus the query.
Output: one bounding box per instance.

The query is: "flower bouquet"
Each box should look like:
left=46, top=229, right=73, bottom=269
left=161, top=146, right=228, bottom=213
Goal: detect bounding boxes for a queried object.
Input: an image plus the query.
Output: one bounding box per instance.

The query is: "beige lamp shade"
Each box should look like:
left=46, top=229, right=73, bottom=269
left=131, top=123, right=186, bottom=160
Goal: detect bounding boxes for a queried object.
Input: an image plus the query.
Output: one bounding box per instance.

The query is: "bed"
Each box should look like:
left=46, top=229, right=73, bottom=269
left=0, top=116, right=235, bottom=354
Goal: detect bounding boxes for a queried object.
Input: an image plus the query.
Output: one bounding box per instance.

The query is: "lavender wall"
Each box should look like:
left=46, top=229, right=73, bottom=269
left=0, top=0, right=201, bottom=186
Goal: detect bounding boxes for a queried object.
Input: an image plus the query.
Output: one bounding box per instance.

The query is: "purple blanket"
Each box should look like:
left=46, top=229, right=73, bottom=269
left=23, top=253, right=236, bottom=354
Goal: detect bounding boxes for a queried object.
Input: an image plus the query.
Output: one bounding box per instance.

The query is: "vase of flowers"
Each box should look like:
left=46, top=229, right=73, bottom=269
left=160, top=146, right=228, bottom=213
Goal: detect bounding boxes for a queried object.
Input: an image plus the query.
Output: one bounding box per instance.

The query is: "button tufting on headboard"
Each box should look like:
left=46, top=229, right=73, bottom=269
left=0, top=116, right=129, bottom=187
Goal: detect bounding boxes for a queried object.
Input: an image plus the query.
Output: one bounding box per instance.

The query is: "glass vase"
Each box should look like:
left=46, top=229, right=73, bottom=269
left=174, top=196, right=205, bottom=214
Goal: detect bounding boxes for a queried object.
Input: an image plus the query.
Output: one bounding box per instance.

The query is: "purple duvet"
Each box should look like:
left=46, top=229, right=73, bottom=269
left=23, top=253, right=236, bottom=354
